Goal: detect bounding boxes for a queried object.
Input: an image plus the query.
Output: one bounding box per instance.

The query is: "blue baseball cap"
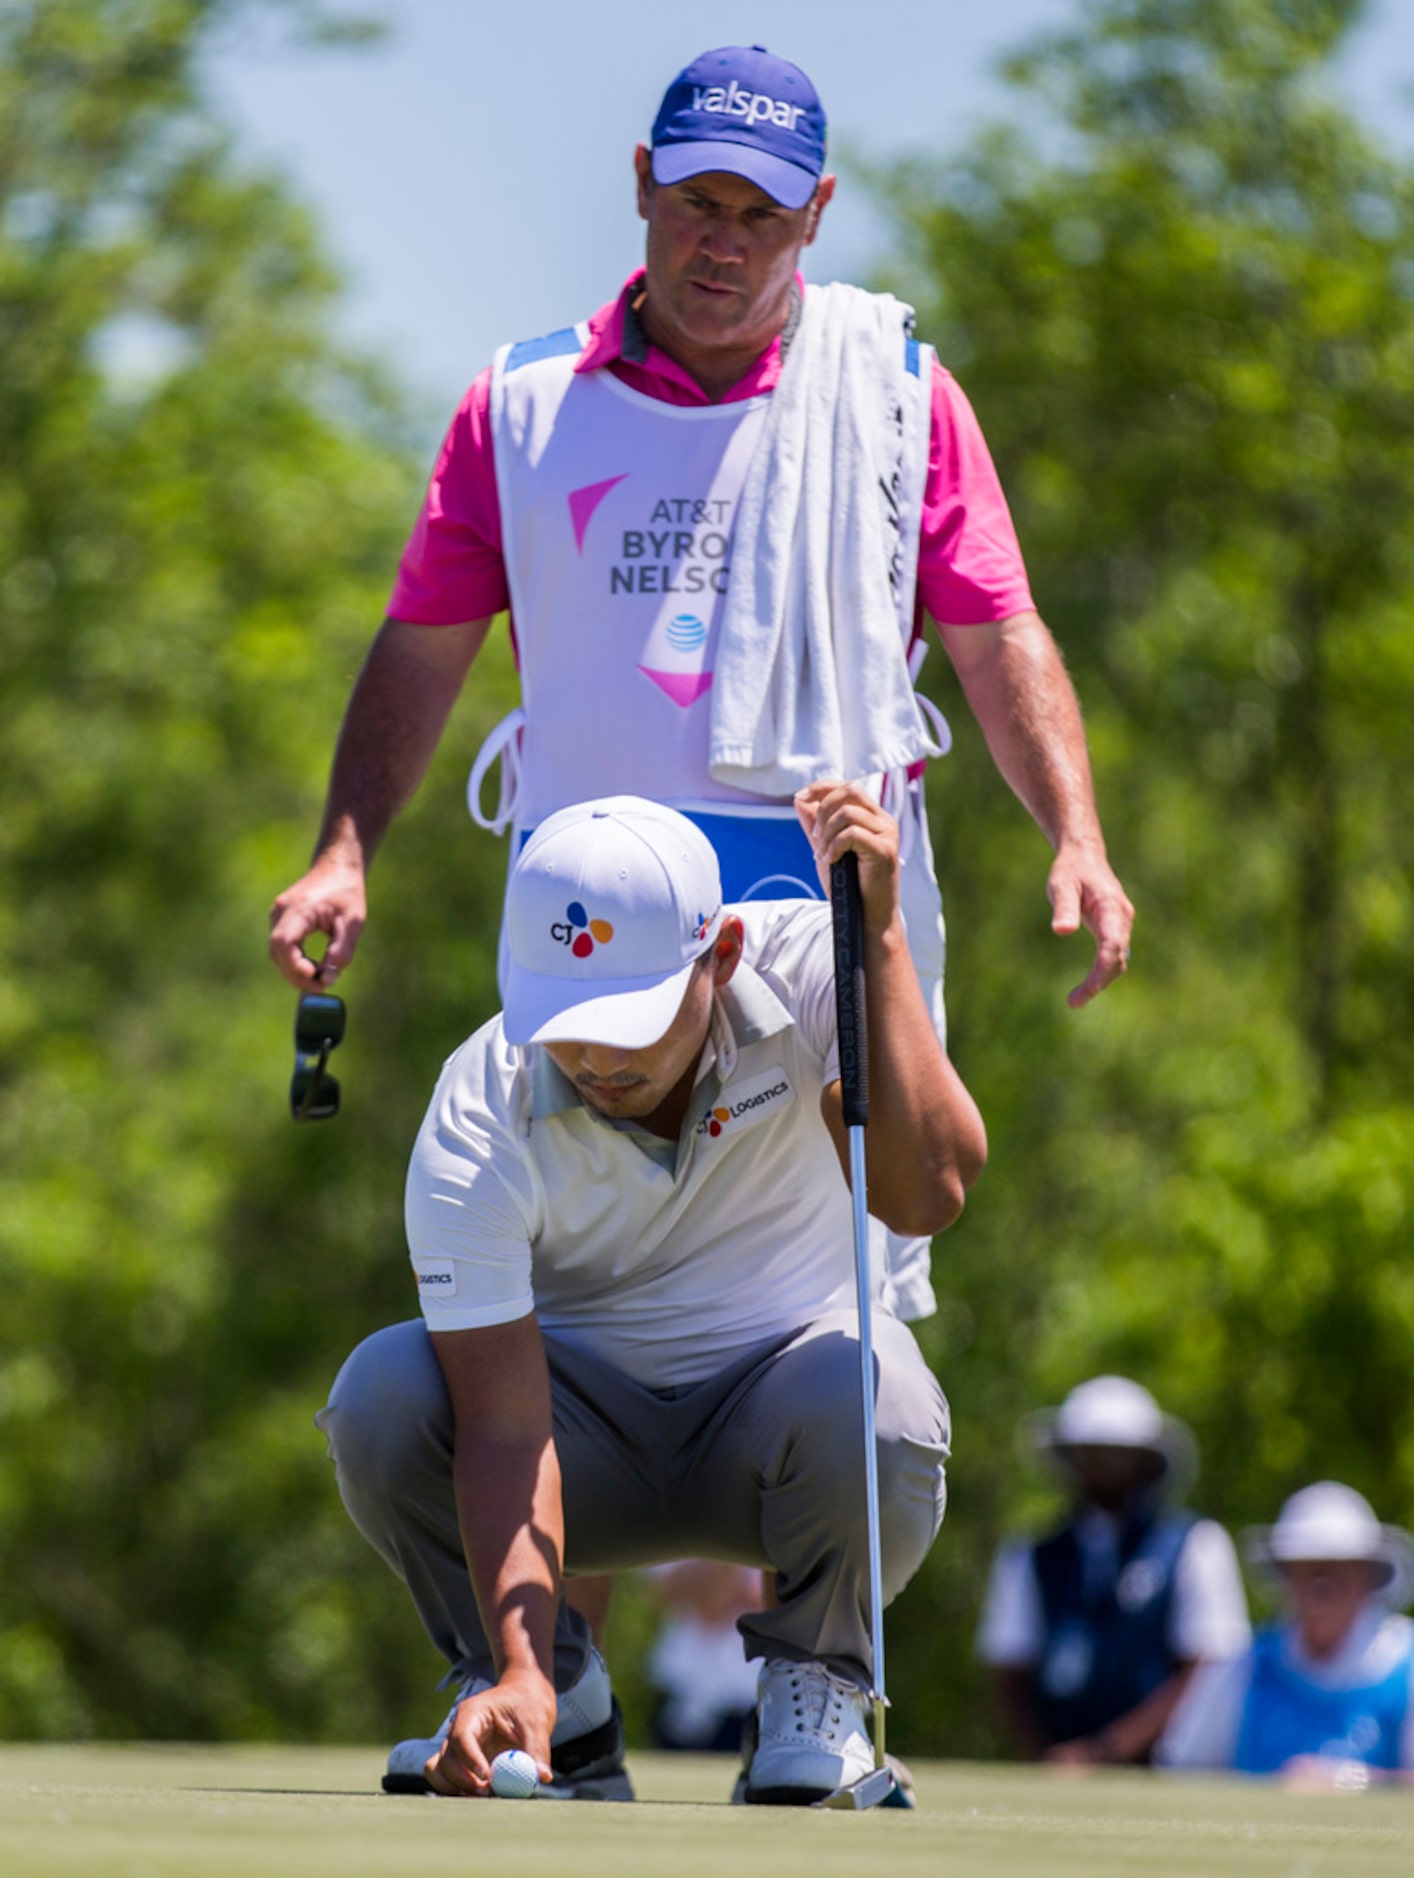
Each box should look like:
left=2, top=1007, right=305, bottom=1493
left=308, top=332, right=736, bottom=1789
left=650, top=46, right=827, bottom=211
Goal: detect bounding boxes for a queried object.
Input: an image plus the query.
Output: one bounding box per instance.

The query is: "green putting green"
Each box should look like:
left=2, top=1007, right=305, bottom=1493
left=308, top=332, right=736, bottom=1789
left=2, top=1746, right=1412, bottom=1877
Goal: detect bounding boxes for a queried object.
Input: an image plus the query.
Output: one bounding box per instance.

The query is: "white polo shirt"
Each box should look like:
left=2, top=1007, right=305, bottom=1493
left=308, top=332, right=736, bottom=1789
left=406, top=901, right=855, bottom=1389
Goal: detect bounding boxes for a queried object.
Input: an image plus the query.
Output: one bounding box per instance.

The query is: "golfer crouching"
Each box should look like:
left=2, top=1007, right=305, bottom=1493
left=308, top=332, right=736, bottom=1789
left=317, top=781, right=985, bottom=1803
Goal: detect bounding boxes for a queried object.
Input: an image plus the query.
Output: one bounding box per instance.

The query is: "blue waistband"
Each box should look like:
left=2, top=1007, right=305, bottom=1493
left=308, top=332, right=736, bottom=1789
left=679, top=809, right=822, bottom=904
left=519, top=808, right=822, bottom=905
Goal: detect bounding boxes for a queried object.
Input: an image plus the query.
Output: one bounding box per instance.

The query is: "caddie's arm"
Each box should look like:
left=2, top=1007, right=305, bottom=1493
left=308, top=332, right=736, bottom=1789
left=268, top=615, right=492, bottom=989
left=422, top=1313, right=562, bottom=1796
left=937, top=609, right=1135, bottom=1009
left=796, top=779, right=987, bottom=1236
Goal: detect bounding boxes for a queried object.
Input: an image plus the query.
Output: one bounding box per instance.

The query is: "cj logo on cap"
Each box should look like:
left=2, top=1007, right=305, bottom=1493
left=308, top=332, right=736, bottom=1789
left=550, top=901, right=615, bottom=958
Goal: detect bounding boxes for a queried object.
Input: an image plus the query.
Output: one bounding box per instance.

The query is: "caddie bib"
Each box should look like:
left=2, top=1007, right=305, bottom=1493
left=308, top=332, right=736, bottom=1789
left=482, top=313, right=942, bottom=937
left=491, top=326, right=775, bottom=829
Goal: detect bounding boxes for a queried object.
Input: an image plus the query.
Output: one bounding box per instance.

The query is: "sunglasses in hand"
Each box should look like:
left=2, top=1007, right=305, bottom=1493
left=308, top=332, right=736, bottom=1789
left=290, top=993, right=346, bottom=1121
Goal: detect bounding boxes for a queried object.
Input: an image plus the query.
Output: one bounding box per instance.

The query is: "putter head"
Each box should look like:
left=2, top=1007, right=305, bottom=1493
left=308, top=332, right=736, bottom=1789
left=812, top=1765, right=897, bottom=1811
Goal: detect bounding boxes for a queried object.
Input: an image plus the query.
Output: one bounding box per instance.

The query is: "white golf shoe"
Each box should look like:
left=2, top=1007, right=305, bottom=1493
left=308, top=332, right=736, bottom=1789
left=742, top=1659, right=876, bottom=1805
left=382, top=1646, right=633, bottom=1800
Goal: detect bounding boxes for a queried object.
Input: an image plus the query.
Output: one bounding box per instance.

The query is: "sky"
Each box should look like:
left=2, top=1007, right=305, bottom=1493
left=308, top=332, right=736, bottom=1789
left=205, top=0, right=1414, bottom=434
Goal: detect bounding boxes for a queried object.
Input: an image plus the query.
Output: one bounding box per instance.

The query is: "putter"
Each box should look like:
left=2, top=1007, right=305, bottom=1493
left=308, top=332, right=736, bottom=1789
left=814, top=849, right=899, bottom=1812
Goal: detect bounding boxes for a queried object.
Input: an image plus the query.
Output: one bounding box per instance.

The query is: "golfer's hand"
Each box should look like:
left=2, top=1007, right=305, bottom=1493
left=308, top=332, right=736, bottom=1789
left=794, top=781, right=902, bottom=932
left=268, top=854, right=366, bottom=989
left=424, top=1668, right=556, bottom=1797
left=1047, top=841, right=1134, bottom=1009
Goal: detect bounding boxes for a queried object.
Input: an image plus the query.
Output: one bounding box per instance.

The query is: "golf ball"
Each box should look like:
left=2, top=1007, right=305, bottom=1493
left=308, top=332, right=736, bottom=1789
left=489, top=1748, right=540, bottom=1799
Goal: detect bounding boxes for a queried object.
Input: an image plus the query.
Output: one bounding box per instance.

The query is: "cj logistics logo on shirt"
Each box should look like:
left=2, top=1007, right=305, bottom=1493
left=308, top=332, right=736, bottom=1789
left=690, top=80, right=808, bottom=132
left=697, top=1067, right=793, bottom=1140
left=550, top=901, right=614, bottom=959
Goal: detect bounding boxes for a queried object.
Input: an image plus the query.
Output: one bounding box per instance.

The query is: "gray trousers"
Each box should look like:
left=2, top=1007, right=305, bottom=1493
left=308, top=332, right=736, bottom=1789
left=316, top=1309, right=950, bottom=1693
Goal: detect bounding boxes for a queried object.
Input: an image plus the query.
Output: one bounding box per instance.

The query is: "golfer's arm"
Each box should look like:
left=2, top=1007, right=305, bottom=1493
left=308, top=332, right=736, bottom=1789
left=430, top=1317, right=563, bottom=1690
left=821, top=915, right=987, bottom=1237
left=313, top=615, right=493, bottom=871
left=936, top=611, right=1107, bottom=858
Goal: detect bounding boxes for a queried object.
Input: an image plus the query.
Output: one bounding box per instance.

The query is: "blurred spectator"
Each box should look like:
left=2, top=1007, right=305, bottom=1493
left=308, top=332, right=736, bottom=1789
left=645, top=1562, right=767, bottom=1754
left=1157, top=1482, right=1414, bottom=1784
left=977, top=1376, right=1250, bottom=1764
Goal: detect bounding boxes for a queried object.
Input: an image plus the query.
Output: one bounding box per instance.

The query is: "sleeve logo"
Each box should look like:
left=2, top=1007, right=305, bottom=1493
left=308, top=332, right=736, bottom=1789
left=413, top=1260, right=458, bottom=1296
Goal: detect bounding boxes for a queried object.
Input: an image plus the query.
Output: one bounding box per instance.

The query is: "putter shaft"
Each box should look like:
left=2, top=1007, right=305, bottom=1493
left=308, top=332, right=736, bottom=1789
left=848, top=1124, right=888, bottom=1767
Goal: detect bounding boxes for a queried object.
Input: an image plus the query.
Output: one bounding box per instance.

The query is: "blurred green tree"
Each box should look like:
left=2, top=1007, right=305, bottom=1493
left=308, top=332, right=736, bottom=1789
left=0, top=0, right=518, bottom=1740
left=2, top=0, right=1411, bottom=1768
left=874, top=0, right=1414, bottom=1753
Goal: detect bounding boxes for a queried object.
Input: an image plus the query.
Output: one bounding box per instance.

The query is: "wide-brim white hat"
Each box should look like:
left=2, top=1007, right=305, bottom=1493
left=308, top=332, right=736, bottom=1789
left=1027, top=1375, right=1198, bottom=1490
left=1243, top=1482, right=1414, bottom=1609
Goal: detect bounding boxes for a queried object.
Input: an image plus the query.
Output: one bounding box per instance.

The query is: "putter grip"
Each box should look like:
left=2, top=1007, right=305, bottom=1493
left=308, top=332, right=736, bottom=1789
left=830, top=851, right=869, bottom=1129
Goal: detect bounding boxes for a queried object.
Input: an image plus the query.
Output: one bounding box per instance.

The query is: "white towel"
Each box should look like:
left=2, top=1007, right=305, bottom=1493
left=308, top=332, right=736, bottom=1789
left=708, top=282, right=944, bottom=797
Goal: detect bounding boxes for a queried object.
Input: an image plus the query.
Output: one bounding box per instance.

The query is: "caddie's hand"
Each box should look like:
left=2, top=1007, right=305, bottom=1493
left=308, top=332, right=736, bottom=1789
left=1047, top=841, right=1135, bottom=1009
left=794, top=780, right=902, bottom=932
left=424, top=1667, right=556, bottom=1798
left=268, top=854, right=367, bottom=989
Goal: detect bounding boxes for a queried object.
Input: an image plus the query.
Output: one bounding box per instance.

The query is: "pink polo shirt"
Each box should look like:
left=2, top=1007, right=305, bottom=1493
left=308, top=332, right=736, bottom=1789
left=388, top=271, right=1033, bottom=633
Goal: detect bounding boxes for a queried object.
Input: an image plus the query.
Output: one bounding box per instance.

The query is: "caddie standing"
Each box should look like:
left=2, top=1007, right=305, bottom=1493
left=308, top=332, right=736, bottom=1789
left=269, top=43, right=1134, bottom=1326
left=317, top=783, right=987, bottom=1802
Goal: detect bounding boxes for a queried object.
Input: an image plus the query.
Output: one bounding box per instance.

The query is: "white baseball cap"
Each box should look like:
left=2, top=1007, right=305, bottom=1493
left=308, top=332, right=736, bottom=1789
left=1028, top=1375, right=1198, bottom=1486
left=1244, top=1482, right=1414, bottom=1606
left=502, top=797, right=724, bottom=1049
